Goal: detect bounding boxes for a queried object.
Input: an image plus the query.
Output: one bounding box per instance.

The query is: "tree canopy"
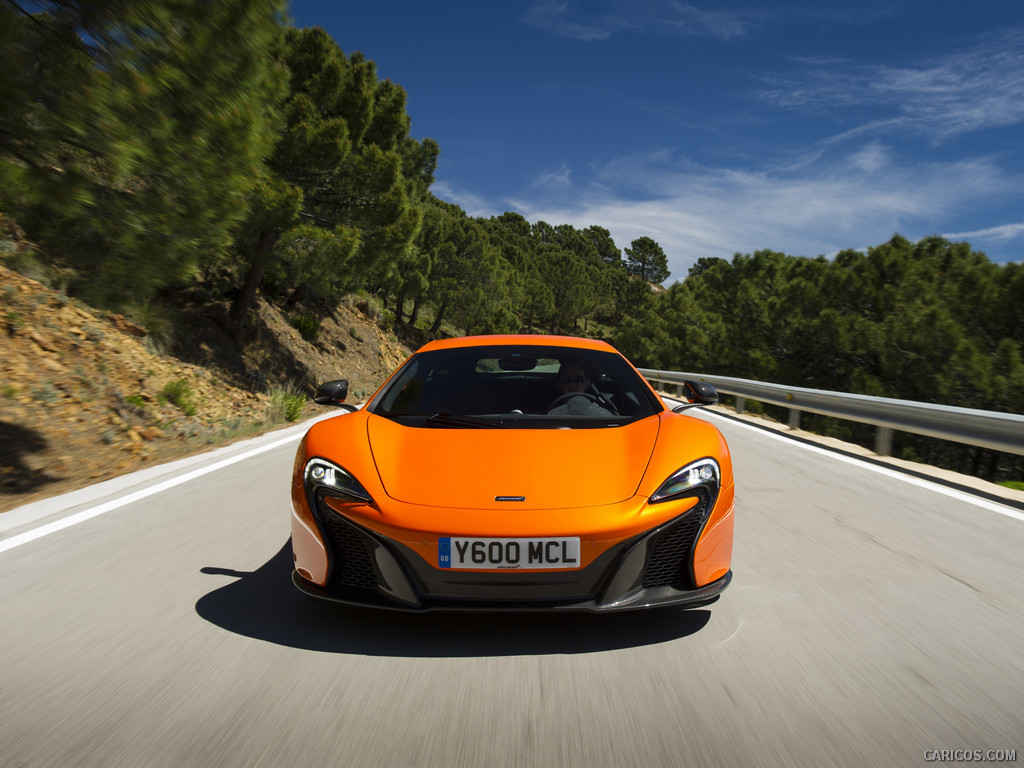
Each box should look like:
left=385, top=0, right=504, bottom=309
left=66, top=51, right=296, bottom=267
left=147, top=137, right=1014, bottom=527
left=1, top=0, right=287, bottom=305
left=228, top=25, right=436, bottom=324
left=613, top=235, right=1024, bottom=481
left=624, top=236, right=670, bottom=285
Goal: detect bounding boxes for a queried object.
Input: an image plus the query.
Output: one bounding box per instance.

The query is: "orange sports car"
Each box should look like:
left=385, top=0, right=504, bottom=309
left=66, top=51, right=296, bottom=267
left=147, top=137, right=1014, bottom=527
left=290, top=335, right=733, bottom=611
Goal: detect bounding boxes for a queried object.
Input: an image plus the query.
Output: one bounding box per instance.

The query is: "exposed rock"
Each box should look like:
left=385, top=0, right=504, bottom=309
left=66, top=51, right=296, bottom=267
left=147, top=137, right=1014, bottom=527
left=0, top=261, right=412, bottom=513
left=105, top=313, right=147, bottom=337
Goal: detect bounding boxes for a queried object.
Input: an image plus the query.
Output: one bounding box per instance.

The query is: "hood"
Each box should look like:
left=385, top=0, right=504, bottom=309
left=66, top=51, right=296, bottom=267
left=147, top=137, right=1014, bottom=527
left=366, top=415, right=660, bottom=510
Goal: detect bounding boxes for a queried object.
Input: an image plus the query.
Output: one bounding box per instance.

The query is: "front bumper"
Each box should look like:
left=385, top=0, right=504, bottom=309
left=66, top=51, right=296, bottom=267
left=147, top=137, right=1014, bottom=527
left=292, top=567, right=730, bottom=612
left=292, top=496, right=732, bottom=613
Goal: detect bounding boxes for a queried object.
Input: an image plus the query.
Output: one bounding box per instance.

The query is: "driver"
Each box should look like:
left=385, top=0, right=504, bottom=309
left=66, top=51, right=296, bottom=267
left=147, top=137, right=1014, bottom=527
left=548, top=361, right=612, bottom=416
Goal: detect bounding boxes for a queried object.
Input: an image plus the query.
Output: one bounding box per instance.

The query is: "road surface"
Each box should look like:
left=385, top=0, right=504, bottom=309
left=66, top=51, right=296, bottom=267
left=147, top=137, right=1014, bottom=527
left=2, top=410, right=1022, bottom=767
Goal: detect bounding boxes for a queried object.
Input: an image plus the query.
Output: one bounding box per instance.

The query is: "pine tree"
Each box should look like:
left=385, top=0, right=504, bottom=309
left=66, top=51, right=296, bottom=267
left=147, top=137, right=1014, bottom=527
left=624, top=236, right=670, bottom=285
left=0, top=0, right=288, bottom=306
left=230, top=27, right=434, bottom=324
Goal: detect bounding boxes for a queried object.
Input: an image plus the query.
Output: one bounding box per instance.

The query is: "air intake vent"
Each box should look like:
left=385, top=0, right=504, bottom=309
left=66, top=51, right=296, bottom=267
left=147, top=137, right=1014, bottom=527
left=316, top=505, right=379, bottom=590
left=641, top=500, right=709, bottom=590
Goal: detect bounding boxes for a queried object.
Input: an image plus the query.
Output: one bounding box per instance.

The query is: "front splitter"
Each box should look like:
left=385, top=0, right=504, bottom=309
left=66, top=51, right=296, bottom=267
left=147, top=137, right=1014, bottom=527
left=292, top=569, right=731, bottom=613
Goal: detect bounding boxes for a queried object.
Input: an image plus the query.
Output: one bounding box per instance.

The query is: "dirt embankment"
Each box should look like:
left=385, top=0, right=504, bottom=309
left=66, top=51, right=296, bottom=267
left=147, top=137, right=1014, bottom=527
left=0, top=264, right=412, bottom=513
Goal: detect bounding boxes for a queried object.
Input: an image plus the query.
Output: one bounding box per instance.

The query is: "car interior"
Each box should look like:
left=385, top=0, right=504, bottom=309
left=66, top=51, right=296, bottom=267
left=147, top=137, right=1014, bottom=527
left=376, top=347, right=657, bottom=421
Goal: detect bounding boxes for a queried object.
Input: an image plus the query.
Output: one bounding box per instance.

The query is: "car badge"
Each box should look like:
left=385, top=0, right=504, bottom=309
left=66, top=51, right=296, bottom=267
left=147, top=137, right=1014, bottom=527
left=495, top=496, right=526, bottom=502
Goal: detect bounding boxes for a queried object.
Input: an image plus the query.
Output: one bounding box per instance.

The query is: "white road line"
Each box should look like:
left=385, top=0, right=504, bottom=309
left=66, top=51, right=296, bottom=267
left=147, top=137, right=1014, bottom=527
left=0, top=432, right=302, bottom=555
left=699, top=409, right=1024, bottom=523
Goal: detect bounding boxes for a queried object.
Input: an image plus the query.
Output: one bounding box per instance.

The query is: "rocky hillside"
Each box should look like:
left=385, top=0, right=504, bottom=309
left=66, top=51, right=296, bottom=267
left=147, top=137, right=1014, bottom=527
left=0, top=264, right=412, bottom=513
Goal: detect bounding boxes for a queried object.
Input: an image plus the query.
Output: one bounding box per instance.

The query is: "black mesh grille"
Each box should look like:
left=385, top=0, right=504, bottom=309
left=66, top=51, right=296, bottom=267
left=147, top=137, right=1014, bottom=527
left=315, top=501, right=379, bottom=590
left=641, top=499, right=709, bottom=590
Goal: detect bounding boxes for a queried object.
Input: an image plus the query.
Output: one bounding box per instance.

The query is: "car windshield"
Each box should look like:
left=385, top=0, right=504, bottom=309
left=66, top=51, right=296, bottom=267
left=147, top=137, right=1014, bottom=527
left=369, top=344, right=663, bottom=428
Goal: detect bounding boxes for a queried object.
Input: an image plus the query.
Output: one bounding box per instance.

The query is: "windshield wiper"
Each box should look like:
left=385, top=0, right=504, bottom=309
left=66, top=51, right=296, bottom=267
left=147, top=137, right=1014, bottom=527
left=423, top=411, right=502, bottom=429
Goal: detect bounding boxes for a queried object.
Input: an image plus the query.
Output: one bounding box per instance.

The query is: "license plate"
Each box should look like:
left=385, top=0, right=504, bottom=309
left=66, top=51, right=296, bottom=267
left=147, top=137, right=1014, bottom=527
left=438, top=537, right=581, bottom=570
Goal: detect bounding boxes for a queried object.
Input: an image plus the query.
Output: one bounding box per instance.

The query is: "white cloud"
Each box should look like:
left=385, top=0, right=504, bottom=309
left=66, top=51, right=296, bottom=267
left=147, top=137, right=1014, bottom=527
left=524, top=0, right=748, bottom=42
left=943, top=223, right=1024, bottom=243
left=497, top=149, right=1021, bottom=280
left=523, top=0, right=612, bottom=41
left=758, top=28, right=1024, bottom=143
left=847, top=142, right=889, bottom=174
left=431, top=181, right=490, bottom=216
left=530, top=163, right=573, bottom=189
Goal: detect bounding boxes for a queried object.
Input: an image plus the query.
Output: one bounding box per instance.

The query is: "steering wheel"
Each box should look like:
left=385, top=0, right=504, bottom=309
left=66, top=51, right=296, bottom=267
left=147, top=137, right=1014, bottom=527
left=548, top=391, right=602, bottom=411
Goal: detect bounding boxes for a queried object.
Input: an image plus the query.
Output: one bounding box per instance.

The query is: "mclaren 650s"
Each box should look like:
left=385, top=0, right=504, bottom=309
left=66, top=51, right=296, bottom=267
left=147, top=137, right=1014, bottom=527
left=290, top=335, right=733, bottom=612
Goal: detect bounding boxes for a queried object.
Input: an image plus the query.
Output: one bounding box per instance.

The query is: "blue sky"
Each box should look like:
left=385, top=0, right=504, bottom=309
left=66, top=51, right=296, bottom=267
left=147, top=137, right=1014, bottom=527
left=288, top=0, right=1024, bottom=282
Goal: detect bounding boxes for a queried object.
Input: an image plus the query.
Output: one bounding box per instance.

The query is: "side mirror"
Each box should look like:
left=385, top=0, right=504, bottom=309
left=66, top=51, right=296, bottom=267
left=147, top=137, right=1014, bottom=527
left=314, top=379, right=354, bottom=409
left=672, top=379, right=719, bottom=412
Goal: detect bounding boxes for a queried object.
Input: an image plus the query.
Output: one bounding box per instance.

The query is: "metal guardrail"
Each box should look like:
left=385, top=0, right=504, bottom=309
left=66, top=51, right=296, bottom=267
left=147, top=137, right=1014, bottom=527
left=639, top=368, right=1024, bottom=457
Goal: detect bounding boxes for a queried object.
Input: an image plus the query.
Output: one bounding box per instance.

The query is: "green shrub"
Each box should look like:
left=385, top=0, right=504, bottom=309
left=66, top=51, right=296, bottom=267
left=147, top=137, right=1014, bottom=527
left=83, top=323, right=105, bottom=342
left=267, top=385, right=306, bottom=423
left=284, top=392, right=305, bottom=422
left=161, top=379, right=197, bottom=416
left=31, top=383, right=59, bottom=404
left=126, top=301, right=176, bottom=355
left=289, top=314, right=320, bottom=342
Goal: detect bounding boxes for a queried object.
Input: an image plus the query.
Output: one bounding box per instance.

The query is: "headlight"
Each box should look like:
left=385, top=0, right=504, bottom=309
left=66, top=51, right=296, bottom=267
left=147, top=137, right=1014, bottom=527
left=304, top=457, right=372, bottom=503
left=650, top=457, right=720, bottom=504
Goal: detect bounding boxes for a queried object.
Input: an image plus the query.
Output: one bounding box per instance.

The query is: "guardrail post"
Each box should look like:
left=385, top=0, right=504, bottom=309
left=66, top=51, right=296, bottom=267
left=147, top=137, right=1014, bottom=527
left=875, top=426, right=893, bottom=456
left=734, top=396, right=745, bottom=414
left=676, top=383, right=684, bottom=397
left=788, top=409, right=800, bottom=430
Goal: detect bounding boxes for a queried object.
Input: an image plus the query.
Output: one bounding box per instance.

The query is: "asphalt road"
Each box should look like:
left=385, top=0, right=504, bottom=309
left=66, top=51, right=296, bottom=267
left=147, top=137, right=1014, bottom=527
left=1, top=411, right=1022, bottom=768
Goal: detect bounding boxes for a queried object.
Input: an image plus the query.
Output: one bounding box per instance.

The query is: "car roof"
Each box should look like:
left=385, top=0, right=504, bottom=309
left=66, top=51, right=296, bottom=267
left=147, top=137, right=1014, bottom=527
left=415, top=334, right=619, bottom=354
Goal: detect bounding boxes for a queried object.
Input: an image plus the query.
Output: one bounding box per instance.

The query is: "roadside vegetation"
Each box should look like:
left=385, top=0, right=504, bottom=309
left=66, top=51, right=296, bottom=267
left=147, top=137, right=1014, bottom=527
left=0, top=1, right=1021, bottom=485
